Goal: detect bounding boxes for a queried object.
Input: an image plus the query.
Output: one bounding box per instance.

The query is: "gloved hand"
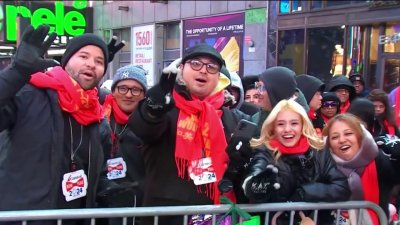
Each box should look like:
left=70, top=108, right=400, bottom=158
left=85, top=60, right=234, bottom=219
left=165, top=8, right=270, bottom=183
left=144, top=58, right=180, bottom=117
left=97, top=181, right=139, bottom=206
left=288, top=188, right=305, bottom=202
left=218, top=178, right=234, bottom=194
left=375, top=135, right=400, bottom=160
left=243, top=164, right=280, bottom=202
left=226, top=135, right=254, bottom=173
left=107, top=36, right=125, bottom=63
left=12, top=25, right=60, bottom=76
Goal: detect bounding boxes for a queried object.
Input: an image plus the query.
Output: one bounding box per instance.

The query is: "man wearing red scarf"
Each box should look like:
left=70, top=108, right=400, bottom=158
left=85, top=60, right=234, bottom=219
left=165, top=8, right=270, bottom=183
left=128, top=44, right=249, bottom=225
left=101, top=65, right=148, bottom=224
left=0, top=25, right=120, bottom=220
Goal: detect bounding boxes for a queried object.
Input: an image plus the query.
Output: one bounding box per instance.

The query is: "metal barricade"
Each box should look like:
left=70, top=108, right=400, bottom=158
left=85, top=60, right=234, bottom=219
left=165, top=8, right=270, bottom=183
left=0, top=201, right=389, bottom=225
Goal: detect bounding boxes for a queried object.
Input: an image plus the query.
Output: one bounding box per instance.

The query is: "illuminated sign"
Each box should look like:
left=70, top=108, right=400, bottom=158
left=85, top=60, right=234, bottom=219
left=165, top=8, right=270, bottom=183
left=379, top=33, right=400, bottom=44
left=4, top=0, right=93, bottom=42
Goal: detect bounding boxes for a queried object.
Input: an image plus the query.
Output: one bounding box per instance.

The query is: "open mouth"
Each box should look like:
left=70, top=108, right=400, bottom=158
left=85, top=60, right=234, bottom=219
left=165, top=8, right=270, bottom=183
left=195, top=78, right=207, bottom=83
left=282, top=134, right=295, bottom=140
left=339, top=145, right=351, bottom=152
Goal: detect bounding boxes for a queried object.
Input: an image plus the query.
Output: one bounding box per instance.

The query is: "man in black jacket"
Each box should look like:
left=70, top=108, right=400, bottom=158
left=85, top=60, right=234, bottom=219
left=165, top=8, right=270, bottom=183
left=0, top=25, right=120, bottom=224
left=128, top=43, right=250, bottom=225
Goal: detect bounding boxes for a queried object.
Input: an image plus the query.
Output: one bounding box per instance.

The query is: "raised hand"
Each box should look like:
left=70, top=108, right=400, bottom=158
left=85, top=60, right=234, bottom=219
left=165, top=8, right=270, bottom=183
left=107, top=36, right=125, bottom=63
left=144, top=58, right=180, bottom=117
left=243, top=164, right=280, bottom=202
left=12, top=25, right=59, bottom=76
left=375, top=134, right=400, bottom=160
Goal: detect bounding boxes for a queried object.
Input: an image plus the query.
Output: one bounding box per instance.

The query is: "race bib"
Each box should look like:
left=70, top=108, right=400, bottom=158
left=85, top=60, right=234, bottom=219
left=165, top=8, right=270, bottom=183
left=188, top=157, right=217, bottom=185
left=61, top=170, right=88, bottom=202
left=107, top=157, right=127, bottom=180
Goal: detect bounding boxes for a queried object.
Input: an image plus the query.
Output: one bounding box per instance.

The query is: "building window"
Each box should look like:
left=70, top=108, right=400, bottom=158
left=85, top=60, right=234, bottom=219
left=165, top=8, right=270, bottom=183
left=165, top=23, right=180, bottom=50
left=113, top=28, right=131, bottom=52
left=278, top=29, right=305, bottom=74
left=279, top=0, right=302, bottom=14
left=383, top=21, right=400, bottom=53
left=307, top=26, right=344, bottom=83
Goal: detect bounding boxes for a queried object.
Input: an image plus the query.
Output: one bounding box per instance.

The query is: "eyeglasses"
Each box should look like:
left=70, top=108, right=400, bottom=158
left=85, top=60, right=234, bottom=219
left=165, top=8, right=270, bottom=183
left=186, top=59, right=220, bottom=74
left=335, top=88, right=349, bottom=94
left=116, top=86, right=143, bottom=96
left=255, top=82, right=266, bottom=93
left=322, top=101, right=338, bottom=108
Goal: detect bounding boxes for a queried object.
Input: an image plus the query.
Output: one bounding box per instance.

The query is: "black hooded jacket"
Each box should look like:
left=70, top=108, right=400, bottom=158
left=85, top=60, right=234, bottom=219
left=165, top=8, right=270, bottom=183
left=325, top=75, right=356, bottom=102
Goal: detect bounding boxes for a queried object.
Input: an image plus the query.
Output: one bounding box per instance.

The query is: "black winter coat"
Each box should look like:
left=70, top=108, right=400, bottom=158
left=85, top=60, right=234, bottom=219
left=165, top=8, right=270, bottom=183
left=128, top=86, right=250, bottom=207
left=0, top=67, right=109, bottom=212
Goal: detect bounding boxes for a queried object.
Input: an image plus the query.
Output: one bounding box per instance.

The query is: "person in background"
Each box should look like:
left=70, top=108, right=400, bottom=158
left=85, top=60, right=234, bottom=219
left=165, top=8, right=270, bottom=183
left=347, top=98, right=376, bottom=133
left=127, top=43, right=249, bottom=225
left=367, top=89, right=400, bottom=137
left=349, top=73, right=370, bottom=97
left=243, top=99, right=350, bottom=224
left=319, top=92, right=341, bottom=124
left=101, top=65, right=148, bottom=224
left=325, top=75, right=356, bottom=113
left=295, top=74, right=325, bottom=136
left=240, top=75, right=261, bottom=116
left=323, top=113, right=400, bottom=225
left=0, top=25, right=119, bottom=224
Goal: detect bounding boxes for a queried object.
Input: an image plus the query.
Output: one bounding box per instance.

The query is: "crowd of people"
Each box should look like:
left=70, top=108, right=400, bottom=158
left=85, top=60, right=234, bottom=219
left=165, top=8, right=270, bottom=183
left=1, top=25, right=400, bottom=225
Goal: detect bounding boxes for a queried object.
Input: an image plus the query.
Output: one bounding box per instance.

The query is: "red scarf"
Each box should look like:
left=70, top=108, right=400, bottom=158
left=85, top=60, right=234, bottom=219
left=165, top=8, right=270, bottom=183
left=340, top=100, right=351, bottom=113
left=360, top=161, right=380, bottom=225
left=269, top=135, right=310, bottom=155
left=173, top=89, right=228, bottom=204
left=395, top=87, right=400, bottom=126
left=29, top=66, right=102, bottom=125
left=307, top=109, right=316, bottom=120
left=384, top=120, right=395, bottom=136
left=103, top=94, right=129, bottom=124
left=321, top=114, right=331, bottom=124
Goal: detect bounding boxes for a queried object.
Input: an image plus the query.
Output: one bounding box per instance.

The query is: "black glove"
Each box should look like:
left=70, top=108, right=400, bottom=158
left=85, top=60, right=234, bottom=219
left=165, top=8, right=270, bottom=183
left=243, top=164, right=280, bottom=202
left=107, top=36, right=125, bottom=63
left=288, top=188, right=305, bottom=202
left=144, top=58, right=180, bottom=117
left=375, top=135, right=400, bottom=160
left=12, top=25, right=59, bottom=76
left=226, top=136, right=254, bottom=173
left=97, top=181, right=139, bottom=206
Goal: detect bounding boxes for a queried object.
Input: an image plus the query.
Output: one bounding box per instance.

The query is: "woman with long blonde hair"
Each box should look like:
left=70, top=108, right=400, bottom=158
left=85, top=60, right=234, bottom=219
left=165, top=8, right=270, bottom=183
left=242, top=99, right=350, bottom=224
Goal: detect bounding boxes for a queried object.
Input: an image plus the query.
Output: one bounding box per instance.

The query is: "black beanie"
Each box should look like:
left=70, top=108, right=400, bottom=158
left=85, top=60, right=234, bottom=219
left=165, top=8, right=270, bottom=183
left=259, top=66, right=297, bottom=108
left=348, top=98, right=375, bottom=132
left=182, top=43, right=225, bottom=67
left=61, top=33, right=109, bottom=74
left=295, top=74, right=325, bottom=104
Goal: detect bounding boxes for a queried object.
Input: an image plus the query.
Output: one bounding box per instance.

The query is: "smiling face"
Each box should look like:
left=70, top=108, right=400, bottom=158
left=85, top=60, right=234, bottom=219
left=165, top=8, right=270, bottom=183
left=180, top=56, right=220, bottom=99
left=65, top=45, right=105, bottom=90
left=112, top=79, right=145, bottom=114
left=273, top=109, right=303, bottom=147
left=372, top=100, right=385, bottom=116
left=328, top=120, right=361, bottom=161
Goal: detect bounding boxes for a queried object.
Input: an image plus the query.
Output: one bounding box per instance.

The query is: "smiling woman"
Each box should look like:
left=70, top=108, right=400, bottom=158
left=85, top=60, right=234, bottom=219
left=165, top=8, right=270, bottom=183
left=323, top=113, right=400, bottom=225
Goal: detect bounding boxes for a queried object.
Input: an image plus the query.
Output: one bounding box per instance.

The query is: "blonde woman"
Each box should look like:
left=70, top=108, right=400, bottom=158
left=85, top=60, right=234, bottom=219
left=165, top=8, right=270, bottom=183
left=242, top=99, right=350, bottom=224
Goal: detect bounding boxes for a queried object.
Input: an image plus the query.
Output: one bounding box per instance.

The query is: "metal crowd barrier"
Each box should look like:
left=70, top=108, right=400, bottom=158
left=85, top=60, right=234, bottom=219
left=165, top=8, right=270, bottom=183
left=0, top=201, right=389, bottom=225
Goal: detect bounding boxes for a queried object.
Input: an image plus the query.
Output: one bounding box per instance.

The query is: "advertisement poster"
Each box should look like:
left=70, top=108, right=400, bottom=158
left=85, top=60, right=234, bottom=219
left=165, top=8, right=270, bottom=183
left=132, top=24, right=155, bottom=86
left=183, top=13, right=245, bottom=76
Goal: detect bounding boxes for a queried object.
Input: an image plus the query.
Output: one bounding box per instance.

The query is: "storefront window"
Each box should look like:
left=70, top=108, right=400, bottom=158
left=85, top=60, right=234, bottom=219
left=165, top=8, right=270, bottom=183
left=383, top=58, right=400, bottom=93
left=292, top=0, right=302, bottom=12
left=307, top=26, right=344, bottom=83
left=278, top=29, right=304, bottom=74
left=165, top=23, right=180, bottom=50
left=382, top=22, right=400, bottom=53
left=326, top=0, right=351, bottom=7
left=311, top=0, right=322, bottom=10
left=279, top=0, right=290, bottom=14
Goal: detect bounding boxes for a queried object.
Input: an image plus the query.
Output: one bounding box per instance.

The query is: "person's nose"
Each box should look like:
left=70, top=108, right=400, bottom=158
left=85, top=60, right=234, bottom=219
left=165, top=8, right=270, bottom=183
left=199, top=64, right=207, bottom=73
left=338, top=135, right=345, bottom=143
left=85, top=58, right=96, bottom=68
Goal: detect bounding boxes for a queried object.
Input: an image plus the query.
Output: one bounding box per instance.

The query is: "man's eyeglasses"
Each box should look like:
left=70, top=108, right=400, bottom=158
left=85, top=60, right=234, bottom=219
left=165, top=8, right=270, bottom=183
left=335, top=88, right=349, bottom=94
left=186, top=59, right=220, bottom=74
left=322, top=101, right=338, bottom=108
left=255, top=82, right=266, bottom=93
left=116, top=86, right=143, bottom=96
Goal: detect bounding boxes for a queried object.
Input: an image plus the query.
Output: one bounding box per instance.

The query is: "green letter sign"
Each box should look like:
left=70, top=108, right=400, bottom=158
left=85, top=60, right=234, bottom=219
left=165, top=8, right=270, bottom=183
left=5, top=0, right=87, bottom=42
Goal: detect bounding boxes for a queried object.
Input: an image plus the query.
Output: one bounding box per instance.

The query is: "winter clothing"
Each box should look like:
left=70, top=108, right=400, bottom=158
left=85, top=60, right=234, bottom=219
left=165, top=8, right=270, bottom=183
left=295, top=74, right=325, bottom=104
left=128, top=74, right=250, bottom=225
left=325, top=75, right=356, bottom=101
left=228, top=71, right=244, bottom=109
left=241, top=75, right=258, bottom=94
left=329, top=126, right=400, bottom=224
left=182, top=43, right=225, bottom=67
left=244, top=146, right=350, bottom=224
left=258, top=66, right=297, bottom=108
left=348, top=98, right=375, bottom=132
left=61, top=33, right=109, bottom=74
left=349, top=74, right=370, bottom=97
left=111, top=65, right=148, bottom=93
left=0, top=68, right=109, bottom=212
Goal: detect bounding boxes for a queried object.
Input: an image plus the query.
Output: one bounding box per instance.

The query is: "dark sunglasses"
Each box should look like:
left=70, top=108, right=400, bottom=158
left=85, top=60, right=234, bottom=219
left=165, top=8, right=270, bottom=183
left=322, top=101, right=338, bottom=108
